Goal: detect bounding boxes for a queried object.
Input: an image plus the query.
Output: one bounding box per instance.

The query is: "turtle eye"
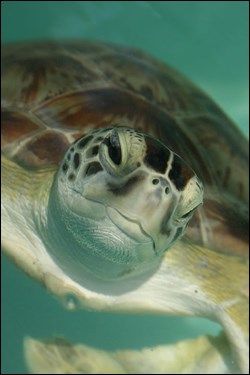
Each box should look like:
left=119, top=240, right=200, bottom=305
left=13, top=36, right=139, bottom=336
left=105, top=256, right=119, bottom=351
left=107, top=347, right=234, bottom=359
left=181, top=207, right=196, bottom=219
left=103, top=131, right=122, bottom=166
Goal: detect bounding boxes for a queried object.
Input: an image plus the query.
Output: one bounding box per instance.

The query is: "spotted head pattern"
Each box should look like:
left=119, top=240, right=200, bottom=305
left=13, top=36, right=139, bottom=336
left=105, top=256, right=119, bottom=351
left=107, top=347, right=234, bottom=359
left=47, top=126, right=203, bottom=281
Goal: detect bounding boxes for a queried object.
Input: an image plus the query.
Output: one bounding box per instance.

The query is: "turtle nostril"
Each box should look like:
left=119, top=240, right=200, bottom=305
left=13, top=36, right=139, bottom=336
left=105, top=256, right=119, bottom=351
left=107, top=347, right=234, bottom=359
left=152, top=178, right=159, bottom=185
left=165, top=187, right=170, bottom=194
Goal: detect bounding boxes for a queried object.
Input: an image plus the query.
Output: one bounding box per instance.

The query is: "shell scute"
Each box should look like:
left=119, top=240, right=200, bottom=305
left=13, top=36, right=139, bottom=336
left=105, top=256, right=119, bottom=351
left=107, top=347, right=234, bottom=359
left=2, top=43, right=105, bottom=110
left=1, top=109, right=42, bottom=146
left=14, top=131, right=70, bottom=169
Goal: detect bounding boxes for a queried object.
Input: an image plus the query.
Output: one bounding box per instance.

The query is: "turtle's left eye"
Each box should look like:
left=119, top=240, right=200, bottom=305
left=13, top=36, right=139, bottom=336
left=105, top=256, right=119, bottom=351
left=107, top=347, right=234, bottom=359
left=181, top=207, right=196, bottom=219
left=104, top=132, right=122, bottom=166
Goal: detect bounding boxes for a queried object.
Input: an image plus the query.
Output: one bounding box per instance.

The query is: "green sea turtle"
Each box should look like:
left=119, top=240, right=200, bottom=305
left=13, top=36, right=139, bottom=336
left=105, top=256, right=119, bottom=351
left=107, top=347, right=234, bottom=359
left=1, top=40, right=248, bottom=374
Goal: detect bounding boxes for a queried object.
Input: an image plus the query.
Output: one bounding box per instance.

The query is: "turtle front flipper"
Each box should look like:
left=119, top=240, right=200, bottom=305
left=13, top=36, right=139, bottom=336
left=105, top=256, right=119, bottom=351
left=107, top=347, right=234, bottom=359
left=163, top=242, right=249, bottom=374
left=24, top=333, right=239, bottom=374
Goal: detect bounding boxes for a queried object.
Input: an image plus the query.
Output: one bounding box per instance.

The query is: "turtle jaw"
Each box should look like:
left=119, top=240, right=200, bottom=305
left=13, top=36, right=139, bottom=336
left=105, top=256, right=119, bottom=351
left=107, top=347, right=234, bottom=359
left=106, top=205, right=156, bottom=249
left=46, top=182, right=160, bottom=282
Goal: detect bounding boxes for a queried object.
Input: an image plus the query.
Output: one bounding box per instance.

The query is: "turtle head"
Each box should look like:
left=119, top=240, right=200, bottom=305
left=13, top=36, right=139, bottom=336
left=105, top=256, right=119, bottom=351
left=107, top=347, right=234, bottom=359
left=47, top=127, right=203, bottom=282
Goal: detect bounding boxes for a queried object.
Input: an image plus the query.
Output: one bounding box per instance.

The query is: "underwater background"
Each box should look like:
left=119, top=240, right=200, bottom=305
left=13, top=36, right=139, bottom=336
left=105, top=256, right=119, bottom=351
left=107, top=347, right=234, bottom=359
left=1, top=2, right=248, bottom=374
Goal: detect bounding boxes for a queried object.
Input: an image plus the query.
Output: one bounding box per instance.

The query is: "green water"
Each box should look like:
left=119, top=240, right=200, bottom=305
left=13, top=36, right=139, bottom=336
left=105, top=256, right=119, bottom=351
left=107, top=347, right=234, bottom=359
left=1, top=2, right=249, bottom=374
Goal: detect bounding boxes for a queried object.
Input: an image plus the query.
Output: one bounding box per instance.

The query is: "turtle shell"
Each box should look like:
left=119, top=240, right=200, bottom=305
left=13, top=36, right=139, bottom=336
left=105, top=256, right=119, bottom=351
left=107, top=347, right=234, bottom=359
left=2, top=40, right=248, bottom=258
